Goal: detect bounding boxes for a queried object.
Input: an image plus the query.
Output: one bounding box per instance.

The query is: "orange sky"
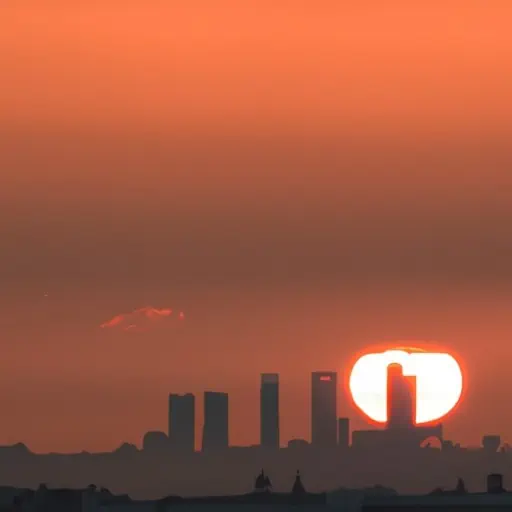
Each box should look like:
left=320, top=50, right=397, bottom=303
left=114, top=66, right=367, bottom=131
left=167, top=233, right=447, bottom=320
left=1, top=1, right=512, bottom=453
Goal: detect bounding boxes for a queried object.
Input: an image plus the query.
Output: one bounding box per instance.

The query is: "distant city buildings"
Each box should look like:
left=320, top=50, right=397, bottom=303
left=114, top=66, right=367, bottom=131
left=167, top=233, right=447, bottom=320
left=260, top=373, right=280, bottom=449
left=311, top=371, right=338, bottom=448
left=168, top=393, right=195, bottom=452
left=160, top=363, right=449, bottom=454
left=202, top=391, right=229, bottom=452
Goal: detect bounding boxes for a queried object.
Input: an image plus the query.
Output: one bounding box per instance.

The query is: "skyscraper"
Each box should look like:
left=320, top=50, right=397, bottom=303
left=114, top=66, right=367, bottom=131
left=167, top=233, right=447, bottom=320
left=338, top=417, right=350, bottom=449
left=168, top=393, right=195, bottom=452
left=202, top=391, right=229, bottom=452
left=311, top=371, right=337, bottom=448
left=386, top=363, right=416, bottom=429
left=260, top=373, right=279, bottom=449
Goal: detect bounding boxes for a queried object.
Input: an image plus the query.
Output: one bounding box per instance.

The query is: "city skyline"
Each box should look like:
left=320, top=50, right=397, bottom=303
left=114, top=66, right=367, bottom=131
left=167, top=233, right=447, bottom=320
left=2, top=1, right=512, bottom=455
left=0, top=347, right=502, bottom=454
left=1, top=360, right=506, bottom=458
left=161, top=362, right=455, bottom=452
left=0, top=340, right=492, bottom=454
left=0, top=363, right=430, bottom=449
left=0, top=359, right=481, bottom=455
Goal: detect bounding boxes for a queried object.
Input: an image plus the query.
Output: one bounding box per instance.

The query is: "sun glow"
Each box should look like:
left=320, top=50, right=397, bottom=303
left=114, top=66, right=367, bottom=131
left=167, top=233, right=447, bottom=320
left=349, top=348, right=463, bottom=424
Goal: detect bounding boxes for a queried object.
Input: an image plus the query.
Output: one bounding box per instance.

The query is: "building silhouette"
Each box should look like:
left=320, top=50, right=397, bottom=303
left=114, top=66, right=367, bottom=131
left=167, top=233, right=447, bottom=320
left=142, top=431, right=169, bottom=453
left=260, top=374, right=279, bottom=449
left=168, top=393, right=195, bottom=452
left=386, top=363, right=416, bottom=429
left=483, top=435, right=501, bottom=453
left=202, top=391, right=229, bottom=452
left=488, top=473, right=505, bottom=493
left=292, top=470, right=306, bottom=495
left=338, top=417, right=350, bottom=448
left=353, top=362, right=442, bottom=449
left=311, top=371, right=338, bottom=448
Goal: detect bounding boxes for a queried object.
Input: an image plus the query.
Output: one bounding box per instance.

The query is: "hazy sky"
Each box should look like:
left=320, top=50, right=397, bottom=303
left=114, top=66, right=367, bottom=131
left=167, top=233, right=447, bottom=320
left=1, top=1, right=512, bottom=453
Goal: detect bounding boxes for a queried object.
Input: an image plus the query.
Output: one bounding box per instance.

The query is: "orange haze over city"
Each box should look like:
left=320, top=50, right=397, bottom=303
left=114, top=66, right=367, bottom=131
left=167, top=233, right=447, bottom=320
left=1, top=1, right=512, bottom=453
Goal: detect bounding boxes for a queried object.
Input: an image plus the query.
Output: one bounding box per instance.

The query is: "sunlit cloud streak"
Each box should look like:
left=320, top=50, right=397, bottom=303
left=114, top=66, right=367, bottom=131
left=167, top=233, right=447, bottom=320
left=100, top=306, right=180, bottom=332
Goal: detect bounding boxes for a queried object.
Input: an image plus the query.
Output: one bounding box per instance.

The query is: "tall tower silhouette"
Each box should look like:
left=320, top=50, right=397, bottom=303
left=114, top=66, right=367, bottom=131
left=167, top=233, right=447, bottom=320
left=202, top=391, right=229, bottom=452
left=386, top=363, right=416, bottom=429
left=260, top=374, right=279, bottom=449
left=311, top=371, right=338, bottom=447
left=168, top=393, right=195, bottom=452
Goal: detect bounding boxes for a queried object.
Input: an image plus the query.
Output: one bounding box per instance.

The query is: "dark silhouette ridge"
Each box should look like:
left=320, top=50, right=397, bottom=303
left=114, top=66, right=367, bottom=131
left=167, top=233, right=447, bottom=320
left=179, top=490, right=326, bottom=505
left=363, top=474, right=512, bottom=512
left=5, top=474, right=512, bottom=511
left=3, top=471, right=327, bottom=510
left=6, top=483, right=133, bottom=512
left=2, top=440, right=509, bottom=500
left=428, top=477, right=468, bottom=496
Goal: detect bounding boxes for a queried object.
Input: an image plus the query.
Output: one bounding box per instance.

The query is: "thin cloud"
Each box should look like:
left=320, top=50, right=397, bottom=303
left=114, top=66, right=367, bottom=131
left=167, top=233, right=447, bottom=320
left=100, top=306, right=176, bottom=332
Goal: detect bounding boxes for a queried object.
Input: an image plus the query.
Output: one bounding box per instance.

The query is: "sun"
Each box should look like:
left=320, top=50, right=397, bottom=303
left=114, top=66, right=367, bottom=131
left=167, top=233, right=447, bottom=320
left=349, top=347, right=463, bottom=424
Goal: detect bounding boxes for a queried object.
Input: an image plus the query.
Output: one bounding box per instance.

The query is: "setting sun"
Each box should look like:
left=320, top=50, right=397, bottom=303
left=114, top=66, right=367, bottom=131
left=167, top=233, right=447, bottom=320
left=349, top=348, right=463, bottom=424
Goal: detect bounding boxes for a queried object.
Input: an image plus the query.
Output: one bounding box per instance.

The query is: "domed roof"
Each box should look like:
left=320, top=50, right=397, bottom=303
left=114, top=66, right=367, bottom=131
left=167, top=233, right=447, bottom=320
left=143, top=431, right=169, bottom=451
